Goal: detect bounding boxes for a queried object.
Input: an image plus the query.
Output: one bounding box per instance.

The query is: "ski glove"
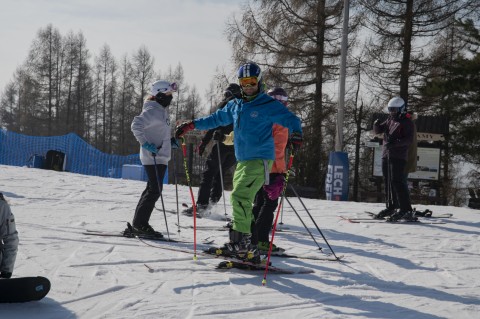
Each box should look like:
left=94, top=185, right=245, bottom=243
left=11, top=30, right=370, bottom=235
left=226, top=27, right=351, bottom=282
left=142, top=142, right=158, bottom=154
left=289, top=132, right=303, bottom=152
left=171, top=137, right=180, bottom=150
left=263, top=174, right=285, bottom=200
left=175, top=121, right=195, bottom=138
left=213, top=130, right=225, bottom=142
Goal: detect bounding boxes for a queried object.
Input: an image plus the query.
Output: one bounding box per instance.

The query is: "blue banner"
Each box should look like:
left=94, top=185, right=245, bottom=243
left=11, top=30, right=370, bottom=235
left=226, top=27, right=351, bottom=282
left=325, top=151, right=349, bottom=201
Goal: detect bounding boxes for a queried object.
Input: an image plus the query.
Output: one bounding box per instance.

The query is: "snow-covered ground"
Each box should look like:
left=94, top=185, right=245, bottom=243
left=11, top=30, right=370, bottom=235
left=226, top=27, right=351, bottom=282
left=0, top=164, right=479, bottom=319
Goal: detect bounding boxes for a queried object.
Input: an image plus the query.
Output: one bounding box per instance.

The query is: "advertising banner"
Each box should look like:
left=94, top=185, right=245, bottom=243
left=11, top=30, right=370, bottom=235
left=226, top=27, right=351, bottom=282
left=325, top=151, right=349, bottom=201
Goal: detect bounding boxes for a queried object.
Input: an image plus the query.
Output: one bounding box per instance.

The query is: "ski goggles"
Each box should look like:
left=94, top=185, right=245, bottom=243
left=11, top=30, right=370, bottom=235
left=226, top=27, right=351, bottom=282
left=239, top=76, right=259, bottom=88
left=166, top=82, right=178, bottom=93
left=387, top=107, right=400, bottom=112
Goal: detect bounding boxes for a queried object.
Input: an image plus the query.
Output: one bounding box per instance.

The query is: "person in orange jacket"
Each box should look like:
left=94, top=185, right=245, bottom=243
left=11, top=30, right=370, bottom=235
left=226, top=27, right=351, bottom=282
left=251, top=87, right=290, bottom=253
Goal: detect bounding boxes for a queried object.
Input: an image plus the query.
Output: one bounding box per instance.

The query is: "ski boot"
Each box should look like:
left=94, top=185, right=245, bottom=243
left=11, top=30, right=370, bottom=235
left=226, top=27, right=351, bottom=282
left=124, top=222, right=163, bottom=238
left=207, top=229, right=261, bottom=264
left=257, top=241, right=285, bottom=254
left=374, top=208, right=395, bottom=219
left=182, top=204, right=210, bottom=218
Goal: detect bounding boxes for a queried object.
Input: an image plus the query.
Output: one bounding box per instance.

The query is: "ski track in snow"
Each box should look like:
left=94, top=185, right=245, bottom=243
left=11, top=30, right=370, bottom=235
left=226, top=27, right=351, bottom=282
left=1, top=164, right=479, bottom=318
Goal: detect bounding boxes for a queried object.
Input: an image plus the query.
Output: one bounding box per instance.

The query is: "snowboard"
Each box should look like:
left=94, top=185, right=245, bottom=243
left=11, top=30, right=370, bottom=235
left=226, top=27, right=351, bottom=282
left=0, top=276, right=50, bottom=303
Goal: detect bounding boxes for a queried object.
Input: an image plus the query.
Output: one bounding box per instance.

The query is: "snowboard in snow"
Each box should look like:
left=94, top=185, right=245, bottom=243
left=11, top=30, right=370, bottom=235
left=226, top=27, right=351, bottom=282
left=0, top=276, right=50, bottom=303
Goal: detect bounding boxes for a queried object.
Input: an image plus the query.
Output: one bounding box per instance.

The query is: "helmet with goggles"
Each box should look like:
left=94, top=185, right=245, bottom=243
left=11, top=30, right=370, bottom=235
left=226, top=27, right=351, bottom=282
left=150, top=80, right=178, bottom=96
left=387, top=96, right=406, bottom=114
left=237, top=62, right=264, bottom=92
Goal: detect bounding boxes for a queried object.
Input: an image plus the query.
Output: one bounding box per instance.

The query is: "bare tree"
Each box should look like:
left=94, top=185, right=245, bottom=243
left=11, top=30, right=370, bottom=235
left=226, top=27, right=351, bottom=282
left=131, top=46, right=155, bottom=112
left=226, top=0, right=352, bottom=192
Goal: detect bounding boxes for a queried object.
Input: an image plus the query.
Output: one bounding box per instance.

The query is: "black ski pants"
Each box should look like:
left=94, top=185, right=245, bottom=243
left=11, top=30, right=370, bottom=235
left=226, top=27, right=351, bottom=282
left=251, top=185, right=280, bottom=245
left=132, top=164, right=167, bottom=228
left=382, top=157, right=412, bottom=212
left=197, top=144, right=236, bottom=206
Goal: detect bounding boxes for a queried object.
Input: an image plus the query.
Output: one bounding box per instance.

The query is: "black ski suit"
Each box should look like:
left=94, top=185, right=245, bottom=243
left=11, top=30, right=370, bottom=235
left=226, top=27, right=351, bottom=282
left=196, top=99, right=237, bottom=206
left=374, top=113, right=415, bottom=212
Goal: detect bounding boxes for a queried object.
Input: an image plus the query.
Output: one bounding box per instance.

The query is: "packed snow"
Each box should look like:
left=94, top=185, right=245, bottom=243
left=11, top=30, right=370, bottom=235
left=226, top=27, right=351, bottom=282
left=0, top=164, right=479, bottom=318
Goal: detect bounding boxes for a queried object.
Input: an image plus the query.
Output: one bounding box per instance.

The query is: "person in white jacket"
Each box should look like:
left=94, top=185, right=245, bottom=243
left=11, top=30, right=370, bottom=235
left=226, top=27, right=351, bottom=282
left=0, top=193, right=19, bottom=279
left=127, top=80, right=178, bottom=237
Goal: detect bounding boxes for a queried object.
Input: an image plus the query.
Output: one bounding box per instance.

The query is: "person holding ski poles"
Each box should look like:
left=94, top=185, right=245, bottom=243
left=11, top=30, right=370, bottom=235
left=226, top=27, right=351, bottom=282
left=251, top=87, right=290, bottom=253
left=126, top=80, right=178, bottom=238
left=175, top=62, right=303, bottom=263
left=0, top=192, right=19, bottom=279
left=182, top=83, right=242, bottom=217
left=373, top=96, right=415, bottom=222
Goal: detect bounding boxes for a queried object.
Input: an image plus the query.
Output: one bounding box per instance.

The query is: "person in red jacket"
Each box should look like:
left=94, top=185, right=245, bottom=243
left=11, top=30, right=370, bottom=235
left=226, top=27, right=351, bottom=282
left=373, top=97, right=415, bottom=221
left=251, top=87, right=290, bottom=252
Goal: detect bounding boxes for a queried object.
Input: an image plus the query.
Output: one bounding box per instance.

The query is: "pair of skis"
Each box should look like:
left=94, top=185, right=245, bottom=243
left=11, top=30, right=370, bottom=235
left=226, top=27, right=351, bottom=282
left=340, top=211, right=452, bottom=224
left=83, top=225, right=342, bottom=274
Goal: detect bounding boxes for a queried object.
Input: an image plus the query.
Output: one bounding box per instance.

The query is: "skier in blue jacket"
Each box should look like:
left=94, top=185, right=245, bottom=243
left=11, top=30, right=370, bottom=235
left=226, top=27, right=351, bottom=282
left=176, top=62, right=303, bottom=262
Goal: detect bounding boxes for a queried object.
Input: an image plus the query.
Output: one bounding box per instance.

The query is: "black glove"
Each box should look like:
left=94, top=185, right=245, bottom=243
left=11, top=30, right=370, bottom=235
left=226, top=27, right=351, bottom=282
left=213, top=130, right=225, bottom=142
left=0, top=272, right=12, bottom=279
left=175, top=121, right=195, bottom=138
left=289, top=132, right=303, bottom=151
left=197, top=141, right=206, bottom=156
left=373, top=119, right=379, bottom=126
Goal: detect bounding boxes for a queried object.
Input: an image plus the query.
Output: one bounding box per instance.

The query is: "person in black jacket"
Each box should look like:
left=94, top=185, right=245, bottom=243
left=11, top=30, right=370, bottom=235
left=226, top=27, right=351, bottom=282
left=373, top=97, right=415, bottom=221
left=182, top=83, right=241, bottom=217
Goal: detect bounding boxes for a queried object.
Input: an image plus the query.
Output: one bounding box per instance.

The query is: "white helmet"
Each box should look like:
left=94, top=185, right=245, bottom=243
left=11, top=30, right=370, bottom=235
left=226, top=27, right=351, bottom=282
left=387, top=97, right=406, bottom=113
left=150, top=80, right=177, bottom=96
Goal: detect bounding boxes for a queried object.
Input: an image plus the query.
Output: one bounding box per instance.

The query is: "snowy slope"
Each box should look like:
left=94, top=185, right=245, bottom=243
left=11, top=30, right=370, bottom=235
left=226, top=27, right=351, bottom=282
left=0, top=164, right=479, bottom=319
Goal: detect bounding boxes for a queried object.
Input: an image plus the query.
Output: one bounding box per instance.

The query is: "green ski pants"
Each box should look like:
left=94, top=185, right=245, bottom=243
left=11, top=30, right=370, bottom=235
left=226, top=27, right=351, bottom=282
left=230, top=159, right=272, bottom=233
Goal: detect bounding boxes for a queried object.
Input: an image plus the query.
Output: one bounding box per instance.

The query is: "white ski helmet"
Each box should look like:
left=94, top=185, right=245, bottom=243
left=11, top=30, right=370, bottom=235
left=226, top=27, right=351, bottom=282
left=150, top=80, right=177, bottom=96
left=387, top=97, right=406, bottom=113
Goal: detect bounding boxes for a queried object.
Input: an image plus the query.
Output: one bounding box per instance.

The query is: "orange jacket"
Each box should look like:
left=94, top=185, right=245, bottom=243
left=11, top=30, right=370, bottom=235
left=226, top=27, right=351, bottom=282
left=271, top=124, right=289, bottom=174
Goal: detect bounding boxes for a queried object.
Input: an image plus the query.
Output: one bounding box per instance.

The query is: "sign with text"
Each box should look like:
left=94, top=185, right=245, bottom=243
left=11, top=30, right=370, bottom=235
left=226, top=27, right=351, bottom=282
left=373, top=147, right=440, bottom=180
left=325, top=152, right=349, bottom=201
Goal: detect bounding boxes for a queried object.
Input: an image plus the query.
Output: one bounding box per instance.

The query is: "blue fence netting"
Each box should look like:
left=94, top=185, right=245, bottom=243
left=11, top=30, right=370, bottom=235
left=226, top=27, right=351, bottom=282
left=0, top=129, right=155, bottom=181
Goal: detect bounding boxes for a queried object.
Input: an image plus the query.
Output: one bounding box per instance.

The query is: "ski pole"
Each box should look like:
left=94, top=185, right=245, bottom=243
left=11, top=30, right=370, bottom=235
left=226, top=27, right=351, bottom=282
left=262, top=151, right=295, bottom=286
left=180, top=137, right=198, bottom=260
left=284, top=196, right=323, bottom=250
left=172, top=147, right=181, bottom=234
left=288, top=184, right=340, bottom=260
left=279, top=147, right=289, bottom=227
left=152, top=153, right=171, bottom=241
left=216, top=140, right=228, bottom=221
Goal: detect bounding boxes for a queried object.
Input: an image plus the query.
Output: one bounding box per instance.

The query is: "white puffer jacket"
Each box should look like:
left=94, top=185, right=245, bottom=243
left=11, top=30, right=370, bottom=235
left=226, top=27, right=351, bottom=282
left=0, top=195, right=19, bottom=275
left=131, top=99, right=172, bottom=165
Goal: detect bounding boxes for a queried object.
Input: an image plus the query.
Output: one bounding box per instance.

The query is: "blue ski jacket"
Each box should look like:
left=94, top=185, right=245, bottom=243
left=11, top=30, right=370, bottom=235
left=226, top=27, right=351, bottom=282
left=194, top=93, right=302, bottom=161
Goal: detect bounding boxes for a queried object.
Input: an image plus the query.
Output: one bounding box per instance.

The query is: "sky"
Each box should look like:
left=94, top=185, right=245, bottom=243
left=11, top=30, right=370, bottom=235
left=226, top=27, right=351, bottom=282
left=1, top=163, right=479, bottom=318
left=0, top=0, right=243, bottom=105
